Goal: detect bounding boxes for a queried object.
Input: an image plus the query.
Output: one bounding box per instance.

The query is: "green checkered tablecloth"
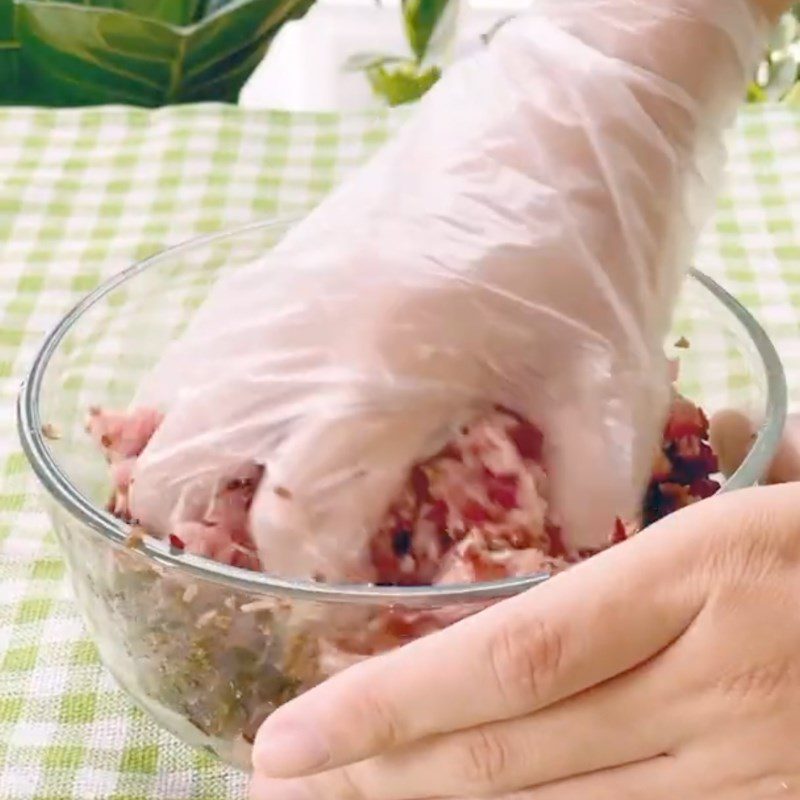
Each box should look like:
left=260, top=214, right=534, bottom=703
left=0, top=103, right=799, bottom=799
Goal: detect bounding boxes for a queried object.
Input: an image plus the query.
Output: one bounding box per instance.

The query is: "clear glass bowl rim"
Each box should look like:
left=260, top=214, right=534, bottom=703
left=17, top=219, right=788, bottom=606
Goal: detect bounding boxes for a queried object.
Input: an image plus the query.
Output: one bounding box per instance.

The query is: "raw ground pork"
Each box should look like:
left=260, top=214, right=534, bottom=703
left=79, top=391, right=721, bottom=743
left=87, top=393, right=720, bottom=587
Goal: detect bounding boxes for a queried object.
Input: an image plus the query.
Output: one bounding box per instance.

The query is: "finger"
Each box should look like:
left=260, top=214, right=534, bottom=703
left=248, top=400, right=461, bottom=581
left=709, top=409, right=756, bottom=478
left=253, top=502, right=709, bottom=778
left=129, top=372, right=305, bottom=537
left=494, top=755, right=683, bottom=800
left=710, top=410, right=800, bottom=484
left=251, top=660, right=678, bottom=800
left=768, top=413, right=800, bottom=484
left=248, top=757, right=682, bottom=800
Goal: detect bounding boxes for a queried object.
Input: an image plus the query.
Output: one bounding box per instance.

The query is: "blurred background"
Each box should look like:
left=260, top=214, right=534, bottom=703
left=1, top=0, right=799, bottom=111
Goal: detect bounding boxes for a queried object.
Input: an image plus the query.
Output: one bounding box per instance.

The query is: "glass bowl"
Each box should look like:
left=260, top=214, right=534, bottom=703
left=18, top=219, right=787, bottom=770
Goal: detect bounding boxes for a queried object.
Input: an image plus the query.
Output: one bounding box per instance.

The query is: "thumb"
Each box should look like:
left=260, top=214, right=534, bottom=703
left=710, top=410, right=800, bottom=484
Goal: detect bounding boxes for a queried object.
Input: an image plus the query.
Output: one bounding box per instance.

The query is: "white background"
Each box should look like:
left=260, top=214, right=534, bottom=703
left=240, top=0, right=528, bottom=110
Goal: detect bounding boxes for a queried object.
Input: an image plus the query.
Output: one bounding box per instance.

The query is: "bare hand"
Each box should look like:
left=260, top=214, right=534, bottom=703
left=250, top=421, right=800, bottom=799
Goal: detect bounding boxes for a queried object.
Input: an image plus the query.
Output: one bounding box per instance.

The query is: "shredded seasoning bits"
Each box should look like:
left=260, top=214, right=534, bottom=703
left=124, top=525, right=146, bottom=549
left=41, top=422, right=61, bottom=440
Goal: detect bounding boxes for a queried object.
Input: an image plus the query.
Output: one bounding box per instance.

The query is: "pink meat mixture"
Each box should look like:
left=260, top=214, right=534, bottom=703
left=87, top=393, right=719, bottom=586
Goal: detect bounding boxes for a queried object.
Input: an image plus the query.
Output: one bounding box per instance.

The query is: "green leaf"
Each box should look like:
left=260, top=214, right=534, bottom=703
left=785, top=81, right=800, bottom=107
left=0, top=0, right=13, bottom=36
left=2, top=0, right=314, bottom=107
left=748, top=10, right=800, bottom=104
left=52, top=0, right=207, bottom=27
left=401, top=0, right=451, bottom=62
left=0, top=1, right=18, bottom=103
left=343, top=51, right=405, bottom=73
left=747, top=81, right=767, bottom=103
left=365, top=59, right=440, bottom=106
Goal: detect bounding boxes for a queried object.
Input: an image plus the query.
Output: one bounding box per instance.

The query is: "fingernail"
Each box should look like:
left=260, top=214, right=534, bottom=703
left=254, top=722, right=331, bottom=776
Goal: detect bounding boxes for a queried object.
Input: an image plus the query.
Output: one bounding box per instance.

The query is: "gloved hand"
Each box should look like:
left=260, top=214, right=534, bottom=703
left=127, top=0, right=765, bottom=582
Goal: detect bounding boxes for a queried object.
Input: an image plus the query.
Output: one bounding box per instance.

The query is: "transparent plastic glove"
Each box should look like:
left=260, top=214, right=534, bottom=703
left=128, top=0, right=765, bottom=581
